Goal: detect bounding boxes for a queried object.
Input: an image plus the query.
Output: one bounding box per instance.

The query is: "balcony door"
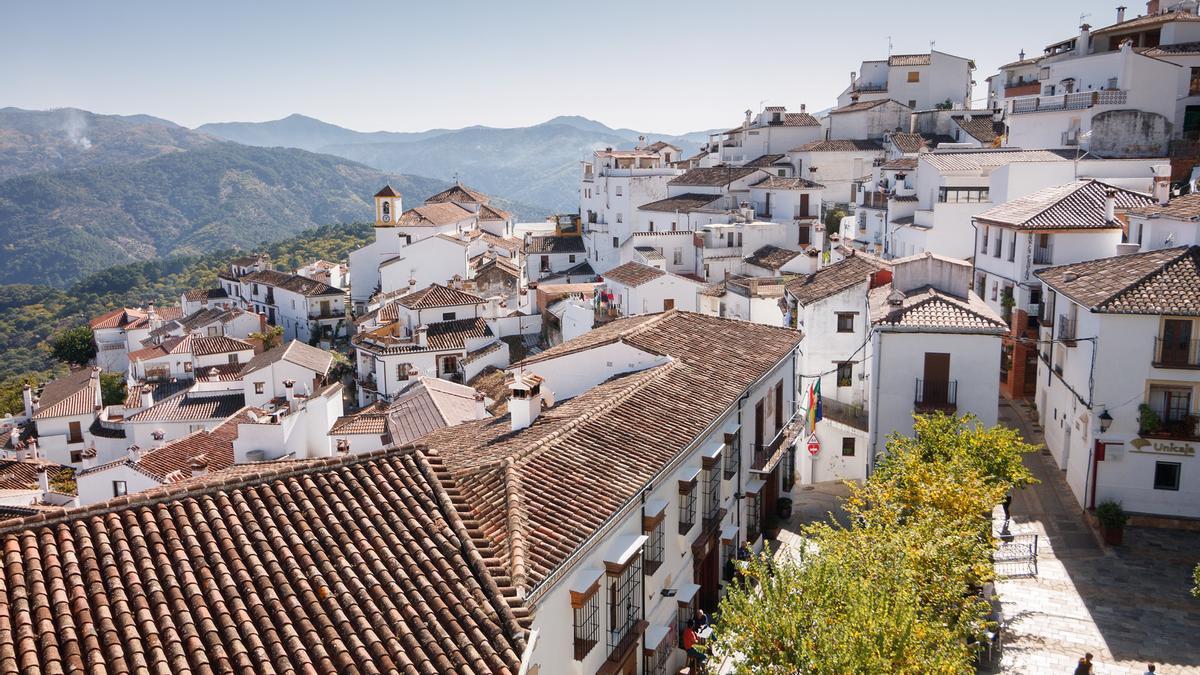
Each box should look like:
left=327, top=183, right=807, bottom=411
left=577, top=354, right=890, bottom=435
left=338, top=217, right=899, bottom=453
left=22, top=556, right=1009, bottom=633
left=1161, top=319, right=1193, bottom=366
left=922, top=353, right=951, bottom=405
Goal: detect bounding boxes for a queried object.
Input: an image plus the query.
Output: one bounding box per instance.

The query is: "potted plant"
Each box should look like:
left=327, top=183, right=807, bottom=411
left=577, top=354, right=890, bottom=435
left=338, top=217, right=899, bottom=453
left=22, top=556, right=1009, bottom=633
left=1095, top=500, right=1128, bottom=545
left=1137, top=404, right=1161, bottom=435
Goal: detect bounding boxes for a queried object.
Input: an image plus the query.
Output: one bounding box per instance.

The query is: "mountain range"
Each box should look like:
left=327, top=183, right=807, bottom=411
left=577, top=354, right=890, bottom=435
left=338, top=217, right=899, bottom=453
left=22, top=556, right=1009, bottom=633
left=0, top=107, right=719, bottom=287
left=198, top=114, right=719, bottom=211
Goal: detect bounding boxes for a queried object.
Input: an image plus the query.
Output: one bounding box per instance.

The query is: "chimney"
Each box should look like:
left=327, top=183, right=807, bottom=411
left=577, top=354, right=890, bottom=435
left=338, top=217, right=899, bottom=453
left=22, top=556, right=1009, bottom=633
left=150, top=430, right=167, bottom=448
left=283, top=379, right=297, bottom=411
left=1115, top=242, right=1142, bottom=255
left=507, top=371, right=544, bottom=432
left=336, top=439, right=350, bottom=455
left=744, top=109, right=753, bottom=127
left=1104, top=187, right=1117, bottom=223
left=36, top=467, right=49, bottom=499
left=800, top=103, right=806, bottom=113
left=1153, top=164, right=1172, bottom=205
left=22, top=384, right=34, bottom=419
left=1078, top=23, right=1091, bottom=56
left=415, top=325, right=428, bottom=348
left=1117, top=5, right=1127, bottom=21
left=636, top=135, right=646, bottom=150
left=474, top=391, right=487, bottom=419
left=850, top=71, right=857, bottom=87
left=139, top=386, right=154, bottom=409
left=189, top=455, right=208, bottom=478
left=1147, top=0, right=1160, bottom=14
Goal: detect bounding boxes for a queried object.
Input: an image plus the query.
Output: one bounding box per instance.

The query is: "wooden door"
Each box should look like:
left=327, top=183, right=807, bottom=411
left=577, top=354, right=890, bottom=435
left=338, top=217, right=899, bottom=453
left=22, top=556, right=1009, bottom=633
left=1161, top=319, right=1193, bottom=365
left=754, top=400, right=764, bottom=453
left=774, top=382, right=784, bottom=432
left=799, top=193, right=810, bottom=217
left=922, top=353, right=951, bottom=405
left=663, top=298, right=675, bottom=311
left=68, top=421, right=83, bottom=444
left=699, top=544, right=720, bottom=612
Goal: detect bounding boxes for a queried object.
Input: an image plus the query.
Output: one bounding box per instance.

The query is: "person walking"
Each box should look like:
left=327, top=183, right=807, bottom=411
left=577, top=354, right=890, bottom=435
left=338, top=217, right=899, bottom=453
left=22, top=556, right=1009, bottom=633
left=1144, top=665, right=1156, bottom=675
left=1074, top=653, right=1094, bottom=675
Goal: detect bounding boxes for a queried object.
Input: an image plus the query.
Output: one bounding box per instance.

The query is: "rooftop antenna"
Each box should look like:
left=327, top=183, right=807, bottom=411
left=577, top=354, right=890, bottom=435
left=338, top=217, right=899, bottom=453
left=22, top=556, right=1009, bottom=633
left=887, top=35, right=894, bottom=56
left=1079, top=12, right=1091, bottom=26
left=929, top=40, right=936, bottom=51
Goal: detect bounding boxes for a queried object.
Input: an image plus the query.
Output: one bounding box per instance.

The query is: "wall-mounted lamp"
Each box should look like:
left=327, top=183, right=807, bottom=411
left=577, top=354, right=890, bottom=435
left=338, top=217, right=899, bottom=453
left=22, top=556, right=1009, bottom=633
left=660, top=589, right=677, bottom=598
left=1098, top=409, right=1113, bottom=433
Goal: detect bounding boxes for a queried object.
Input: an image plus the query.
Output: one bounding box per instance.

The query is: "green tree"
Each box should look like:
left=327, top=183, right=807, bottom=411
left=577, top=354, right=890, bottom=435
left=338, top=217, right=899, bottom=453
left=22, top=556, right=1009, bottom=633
left=99, top=372, right=127, bottom=407
left=250, top=325, right=285, bottom=350
left=49, top=326, right=96, bottom=365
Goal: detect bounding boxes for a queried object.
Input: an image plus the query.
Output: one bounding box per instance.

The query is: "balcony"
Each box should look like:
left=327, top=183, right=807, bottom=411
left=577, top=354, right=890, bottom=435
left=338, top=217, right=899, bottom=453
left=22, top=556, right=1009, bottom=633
left=914, top=379, right=957, bottom=413
left=1033, top=245, right=1053, bottom=265
left=1057, top=316, right=1076, bottom=346
left=1139, top=409, right=1200, bottom=441
left=1153, top=337, right=1200, bottom=369
left=358, top=373, right=377, bottom=391
left=821, top=397, right=868, bottom=431
left=1004, top=82, right=1042, bottom=97
left=310, top=309, right=346, bottom=320
left=860, top=192, right=888, bottom=210
left=853, top=82, right=888, bottom=93
left=1010, top=89, right=1127, bottom=114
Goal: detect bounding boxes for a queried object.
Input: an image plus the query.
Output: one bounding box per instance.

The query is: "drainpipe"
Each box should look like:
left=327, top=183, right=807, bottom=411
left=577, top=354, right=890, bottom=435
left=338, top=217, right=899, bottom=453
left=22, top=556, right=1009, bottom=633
left=1087, top=440, right=1102, bottom=510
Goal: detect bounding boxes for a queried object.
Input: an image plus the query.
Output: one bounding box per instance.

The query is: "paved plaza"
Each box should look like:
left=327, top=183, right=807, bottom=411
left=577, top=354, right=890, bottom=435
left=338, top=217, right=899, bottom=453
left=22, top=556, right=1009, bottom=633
left=993, top=400, right=1200, bottom=674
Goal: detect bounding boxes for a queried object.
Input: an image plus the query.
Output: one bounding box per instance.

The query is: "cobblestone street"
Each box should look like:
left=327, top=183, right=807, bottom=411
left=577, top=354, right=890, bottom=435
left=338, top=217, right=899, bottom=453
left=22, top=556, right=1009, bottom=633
left=995, top=400, right=1200, bottom=674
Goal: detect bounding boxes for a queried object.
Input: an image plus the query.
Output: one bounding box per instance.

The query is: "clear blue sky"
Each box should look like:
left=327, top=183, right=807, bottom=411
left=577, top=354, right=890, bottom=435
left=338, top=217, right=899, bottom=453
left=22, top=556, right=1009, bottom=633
left=1, top=0, right=1129, bottom=134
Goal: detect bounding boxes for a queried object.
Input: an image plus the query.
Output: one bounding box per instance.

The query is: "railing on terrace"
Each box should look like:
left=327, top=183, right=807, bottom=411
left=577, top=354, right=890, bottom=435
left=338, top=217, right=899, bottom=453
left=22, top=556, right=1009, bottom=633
left=1139, top=409, right=1200, bottom=441
left=1010, top=89, right=1127, bottom=114
left=1033, top=245, right=1053, bottom=265
left=820, top=396, right=868, bottom=431
left=1153, top=337, right=1200, bottom=369
left=914, top=379, right=958, bottom=412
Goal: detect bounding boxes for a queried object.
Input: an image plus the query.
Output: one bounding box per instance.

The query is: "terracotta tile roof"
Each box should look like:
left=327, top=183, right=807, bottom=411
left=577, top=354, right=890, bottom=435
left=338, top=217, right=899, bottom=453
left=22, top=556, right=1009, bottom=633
left=920, top=149, right=1068, bottom=172
left=1140, top=40, right=1200, bottom=56
left=425, top=183, right=492, bottom=205
left=127, top=412, right=243, bottom=482
left=478, top=204, right=512, bottom=221
left=31, top=369, right=99, bottom=420
left=638, top=193, right=722, bottom=213
left=354, top=319, right=494, bottom=355
left=191, top=335, right=253, bottom=357
left=880, top=157, right=919, bottom=170
left=125, top=390, right=247, bottom=423
left=886, top=132, right=955, bottom=153
left=668, top=166, right=762, bottom=186
left=195, top=363, right=246, bottom=382
left=397, top=202, right=474, bottom=227
left=398, top=283, right=485, bottom=309
left=417, top=311, right=801, bottom=594
left=790, top=139, right=884, bottom=152
left=744, top=153, right=788, bottom=167
left=0, top=446, right=527, bottom=673
left=602, top=261, right=667, bottom=287
left=975, top=180, right=1155, bottom=230
left=0, top=460, right=73, bottom=492
left=1036, top=245, right=1200, bottom=315
left=764, top=112, right=821, bottom=127
left=89, top=306, right=182, bottom=330
left=480, top=232, right=521, bottom=252
left=524, top=235, right=586, bottom=254
left=183, top=287, right=229, bottom=302
left=750, top=176, right=825, bottom=190
left=242, top=269, right=342, bottom=297
left=952, top=115, right=1004, bottom=144
left=329, top=400, right=390, bottom=436
left=785, top=253, right=888, bottom=305
left=129, top=335, right=192, bottom=362
left=892, top=194, right=919, bottom=202
left=374, top=183, right=400, bottom=197
left=869, top=285, right=1007, bottom=332
left=829, top=98, right=902, bottom=114
left=123, top=379, right=190, bottom=408
left=241, top=340, right=333, bottom=376
left=643, top=140, right=681, bottom=152
left=1093, top=10, right=1200, bottom=35
left=1126, top=193, right=1200, bottom=221
left=888, top=53, right=931, bottom=66
left=385, top=378, right=485, bottom=446
left=745, top=245, right=803, bottom=270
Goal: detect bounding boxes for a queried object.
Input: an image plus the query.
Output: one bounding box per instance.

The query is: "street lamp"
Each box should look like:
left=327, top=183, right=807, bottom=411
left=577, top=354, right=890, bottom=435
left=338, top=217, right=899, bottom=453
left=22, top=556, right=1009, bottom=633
left=1098, top=409, right=1113, bottom=433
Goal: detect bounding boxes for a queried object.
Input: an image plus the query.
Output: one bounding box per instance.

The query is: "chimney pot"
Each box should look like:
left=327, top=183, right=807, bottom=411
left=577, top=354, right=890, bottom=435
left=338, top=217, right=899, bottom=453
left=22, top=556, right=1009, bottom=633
left=22, top=384, right=34, bottom=419
left=473, top=391, right=487, bottom=419
left=1117, top=5, right=1127, bottom=22
left=36, top=468, right=49, bottom=497
left=507, top=371, right=544, bottom=432
left=1104, top=187, right=1117, bottom=223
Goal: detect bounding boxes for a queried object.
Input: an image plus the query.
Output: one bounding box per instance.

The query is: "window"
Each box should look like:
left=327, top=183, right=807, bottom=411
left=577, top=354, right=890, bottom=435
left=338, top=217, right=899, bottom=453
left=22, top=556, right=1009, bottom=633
left=798, top=225, right=811, bottom=245
left=1154, top=461, right=1181, bottom=491
left=397, top=363, right=411, bottom=381
left=907, top=71, right=920, bottom=82
left=673, top=248, right=683, bottom=266
left=648, top=220, right=654, bottom=231
left=837, top=362, right=853, bottom=387
left=781, top=446, right=796, bottom=491
left=778, top=169, right=786, bottom=177
left=737, top=232, right=743, bottom=247
left=606, top=556, right=642, bottom=658
left=774, top=381, right=784, bottom=431
left=746, top=491, right=762, bottom=542
left=1190, top=67, right=1200, bottom=96
left=941, top=187, right=990, bottom=203
left=907, top=99, right=917, bottom=108
left=569, top=254, right=576, bottom=263
left=993, top=231, right=1003, bottom=258
left=643, top=516, right=664, bottom=575
left=836, top=312, right=854, bottom=333
left=615, top=185, right=622, bottom=196
left=112, top=481, right=127, bottom=497
left=183, top=361, right=193, bottom=373
left=612, top=237, right=619, bottom=248
left=616, top=212, right=623, bottom=223
left=980, top=225, right=989, bottom=252
left=254, top=382, right=265, bottom=395
left=572, top=584, right=600, bottom=660
left=1008, top=234, right=1016, bottom=262
left=842, top=437, right=856, bottom=456
left=702, top=464, right=720, bottom=522
left=228, top=353, right=239, bottom=365
left=721, top=534, right=739, bottom=582
left=679, top=476, right=697, bottom=535
left=70, top=450, right=82, bottom=463
left=991, top=281, right=999, bottom=301
left=723, top=429, right=741, bottom=479
left=646, top=627, right=673, bottom=675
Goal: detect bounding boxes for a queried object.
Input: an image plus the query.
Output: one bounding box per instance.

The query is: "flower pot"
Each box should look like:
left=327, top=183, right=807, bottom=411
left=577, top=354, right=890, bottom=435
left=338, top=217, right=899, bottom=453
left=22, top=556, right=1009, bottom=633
left=1101, top=526, right=1123, bottom=546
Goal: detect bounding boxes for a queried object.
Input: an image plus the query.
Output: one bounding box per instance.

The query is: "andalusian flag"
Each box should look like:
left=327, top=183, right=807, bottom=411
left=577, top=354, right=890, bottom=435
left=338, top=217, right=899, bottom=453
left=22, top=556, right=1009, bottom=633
left=806, top=380, right=822, bottom=433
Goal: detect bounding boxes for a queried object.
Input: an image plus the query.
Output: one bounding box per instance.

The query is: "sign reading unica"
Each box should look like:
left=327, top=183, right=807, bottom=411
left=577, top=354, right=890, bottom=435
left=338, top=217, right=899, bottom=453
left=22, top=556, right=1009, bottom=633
left=1130, top=437, right=1197, bottom=457
left=807, top=433, right=820, bottom=457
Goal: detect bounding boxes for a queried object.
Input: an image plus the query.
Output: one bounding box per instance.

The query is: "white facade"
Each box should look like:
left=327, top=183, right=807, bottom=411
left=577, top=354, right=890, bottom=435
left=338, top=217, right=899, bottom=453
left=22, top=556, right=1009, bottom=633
left=839, top=51, right=975, bottom=111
